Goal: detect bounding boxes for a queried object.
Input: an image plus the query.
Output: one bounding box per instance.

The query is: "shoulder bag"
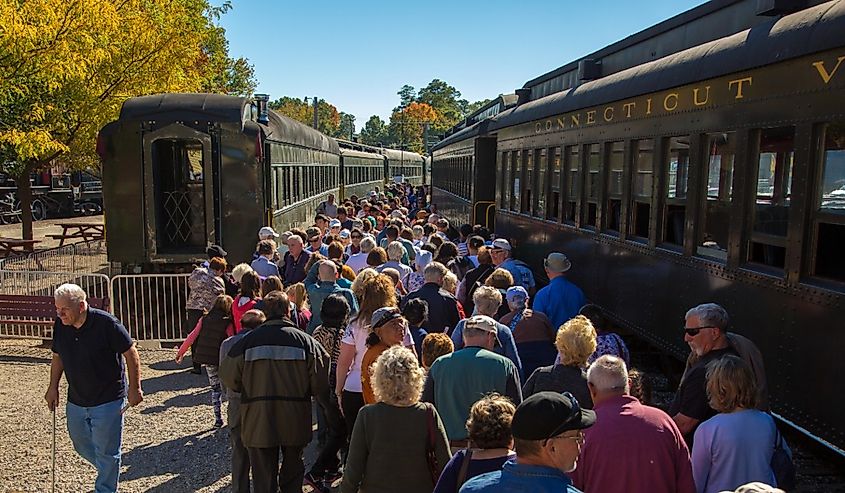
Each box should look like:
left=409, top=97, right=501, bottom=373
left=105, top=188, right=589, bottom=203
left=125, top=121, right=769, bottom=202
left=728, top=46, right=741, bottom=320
left=424, top=403, right=441, bottom=485
left=769, top=414, right=797, bottom=490
left=456, top=447, right=474, bottom=489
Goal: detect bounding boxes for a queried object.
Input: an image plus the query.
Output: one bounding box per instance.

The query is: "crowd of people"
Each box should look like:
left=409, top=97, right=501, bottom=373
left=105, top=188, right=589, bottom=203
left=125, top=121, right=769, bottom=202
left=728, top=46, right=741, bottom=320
left=44, top=182, right=791, bottom=493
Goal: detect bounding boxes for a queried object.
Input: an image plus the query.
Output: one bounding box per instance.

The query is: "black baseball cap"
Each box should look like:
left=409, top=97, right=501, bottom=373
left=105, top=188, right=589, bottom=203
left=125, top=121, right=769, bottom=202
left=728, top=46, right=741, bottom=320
left=206, top=244, right=227, bottom=258
left=511, top=391, right=596, bottom=441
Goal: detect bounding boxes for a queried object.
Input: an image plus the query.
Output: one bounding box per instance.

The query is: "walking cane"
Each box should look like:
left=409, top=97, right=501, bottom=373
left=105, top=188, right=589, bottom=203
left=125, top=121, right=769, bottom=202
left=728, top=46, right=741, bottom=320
left=51, top=406, right=56, bottom=493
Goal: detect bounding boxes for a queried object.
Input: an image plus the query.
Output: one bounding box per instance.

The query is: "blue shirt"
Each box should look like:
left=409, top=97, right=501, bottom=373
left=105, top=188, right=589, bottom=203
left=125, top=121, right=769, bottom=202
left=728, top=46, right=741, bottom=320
left=307, top=244, right=329, bottom=257
left=250, top=255, right=280, bottom=278
left=460, top=459, right=583, bottom=493
left=500, top=259, right=536, bottom=291
left=532, top=276, right=586, bottom=331
left=304, top=265, right=359, bottom=333
left=51, top=308, right=133, bottom=407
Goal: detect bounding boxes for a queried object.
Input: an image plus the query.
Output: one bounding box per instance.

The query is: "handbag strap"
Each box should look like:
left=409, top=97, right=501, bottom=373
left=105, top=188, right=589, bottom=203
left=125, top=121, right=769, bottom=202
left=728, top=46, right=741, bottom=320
left=456, top=448, right=474, bottom=488
left=426, top=403, right=436, bottom=450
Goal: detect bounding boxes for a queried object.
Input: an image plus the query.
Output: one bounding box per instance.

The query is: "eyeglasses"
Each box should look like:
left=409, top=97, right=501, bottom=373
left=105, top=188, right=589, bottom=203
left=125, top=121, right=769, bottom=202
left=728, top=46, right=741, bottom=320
left=543, top=392, right=582, bottom=444
left=683, top=326, right=714, bottom=337
left=559, top=430, right=586, bottom=445
left=309, top=239, right=322, bottom=243
left=351, top=235, right=362, bottom=239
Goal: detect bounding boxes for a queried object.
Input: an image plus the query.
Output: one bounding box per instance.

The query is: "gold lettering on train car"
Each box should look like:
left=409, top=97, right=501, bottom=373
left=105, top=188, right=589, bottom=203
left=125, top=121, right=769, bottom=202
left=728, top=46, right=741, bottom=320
left=586, top=110, right=596, bottom=124
left=728, top=77, right=753, bottom=99
left=557, top=117, right=565, bottom=129
left=571, top=114, right=580, bottom=126
left=812, top=56, right=845, bottom=84
left=646, top=98, right=653, bottom=115
left=545, top=120, right=553, bottom=131
left=663, top=93, right=679, bottom=111
left=604, top=107, right=614, bottom=122
left=693, top=86, right=711, bottom=106
left=623, top=102, right=636, bottom=118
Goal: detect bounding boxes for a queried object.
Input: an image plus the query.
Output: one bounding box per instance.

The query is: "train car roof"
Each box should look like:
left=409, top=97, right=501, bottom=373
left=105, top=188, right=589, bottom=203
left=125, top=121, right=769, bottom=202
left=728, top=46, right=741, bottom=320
left=491, top=0, right=845, bottom=130
left=119, top=93, right=249, bottom=122
left=431, top=120, right=489, bottom=152
left=380, top=148, right=425, bottom=163
left=265, top=110, right=340, bottom=153
left=340, top=147, right=383, bottom=159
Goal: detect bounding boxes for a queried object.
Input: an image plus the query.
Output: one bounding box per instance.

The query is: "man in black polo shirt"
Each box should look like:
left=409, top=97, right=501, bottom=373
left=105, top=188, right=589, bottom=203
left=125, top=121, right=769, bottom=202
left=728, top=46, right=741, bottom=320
left=45, top=283, right=143, bottom=493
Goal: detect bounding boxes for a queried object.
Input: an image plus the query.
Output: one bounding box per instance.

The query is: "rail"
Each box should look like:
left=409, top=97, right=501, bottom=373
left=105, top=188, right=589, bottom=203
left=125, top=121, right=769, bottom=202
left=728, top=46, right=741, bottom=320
left=110, top=274, right=191, bottom=342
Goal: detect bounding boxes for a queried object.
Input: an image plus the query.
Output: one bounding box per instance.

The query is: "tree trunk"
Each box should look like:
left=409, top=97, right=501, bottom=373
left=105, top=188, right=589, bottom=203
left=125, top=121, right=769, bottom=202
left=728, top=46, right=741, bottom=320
left=14, top=167, right=34, bottom=241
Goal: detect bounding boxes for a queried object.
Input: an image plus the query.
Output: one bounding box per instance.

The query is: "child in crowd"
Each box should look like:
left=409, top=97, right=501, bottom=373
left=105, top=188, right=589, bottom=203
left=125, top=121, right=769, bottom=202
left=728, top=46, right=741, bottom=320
left=176, top=294, right=235, bottom=427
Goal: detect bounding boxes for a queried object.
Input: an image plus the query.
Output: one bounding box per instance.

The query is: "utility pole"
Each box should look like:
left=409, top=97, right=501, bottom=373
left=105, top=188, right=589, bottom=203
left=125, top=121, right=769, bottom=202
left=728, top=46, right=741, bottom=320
left=312, top=96, right=319, bottom=130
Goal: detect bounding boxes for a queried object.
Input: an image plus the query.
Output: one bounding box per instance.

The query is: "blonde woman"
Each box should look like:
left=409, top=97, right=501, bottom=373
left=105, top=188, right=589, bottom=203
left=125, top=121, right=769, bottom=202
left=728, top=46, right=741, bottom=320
left=340, top=346, right=450, bottom=493
left=285, top=282, right=311, bottom=332
left=521, top=315, right=596, bottom=407
left=692, top=355, right=778, bottom=493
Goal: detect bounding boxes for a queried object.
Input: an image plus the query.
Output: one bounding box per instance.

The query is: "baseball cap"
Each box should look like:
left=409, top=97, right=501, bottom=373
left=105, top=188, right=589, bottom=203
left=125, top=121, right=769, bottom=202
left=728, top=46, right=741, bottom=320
left=390, top=210, right=403, bottom=219
left=511, top=391, right=596, bottom=441
left=258, top=226, right=279, bottom=238
left=506, top=286, right=529, bottom=304
left=371, top=307, right=402, bottom=330
left=491, top=238, right=512, bottom=251
left=329, top=219, right=342, bottom=229
left=206, top=244, right=227, bottom=258
left=339, top=229, right=351, bottom=240
left=544, top=252, right=572, bottom=273
left=464, top=315, right=501, bottom=347
left=415, top=250, right=433, bottom=270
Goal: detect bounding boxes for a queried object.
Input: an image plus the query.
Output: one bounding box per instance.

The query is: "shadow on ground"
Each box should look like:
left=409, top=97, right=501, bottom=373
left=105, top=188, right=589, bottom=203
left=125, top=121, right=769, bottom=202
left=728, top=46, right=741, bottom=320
left=0, top=354, right=51, bottom=365
left=121, top=428, right=230, bottom=492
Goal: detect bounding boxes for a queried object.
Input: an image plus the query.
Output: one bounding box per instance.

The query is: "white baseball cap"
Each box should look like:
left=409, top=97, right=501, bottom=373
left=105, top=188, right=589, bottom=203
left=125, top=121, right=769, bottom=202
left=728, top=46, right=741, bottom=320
left=258, top=226, right=279, bottom=238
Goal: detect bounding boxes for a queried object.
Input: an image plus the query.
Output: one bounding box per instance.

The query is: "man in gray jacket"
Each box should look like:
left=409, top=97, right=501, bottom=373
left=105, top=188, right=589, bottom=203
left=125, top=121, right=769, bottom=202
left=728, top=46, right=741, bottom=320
left=220, top=291, right=335, bottom=493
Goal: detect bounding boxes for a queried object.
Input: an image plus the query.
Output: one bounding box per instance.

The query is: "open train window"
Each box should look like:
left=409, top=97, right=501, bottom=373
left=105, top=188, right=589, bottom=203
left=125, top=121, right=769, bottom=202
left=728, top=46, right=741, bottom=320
left=548, top=147, right=562, bottom=221
left=662, top=137, right=689, bottom=248
left=697, top=132, right=736, bottom=261
left=535, top=149, right=546, bottom=218
left=813, top=123, right=845, bottom=283
left=748, top=127, right=794, bottom=270
left=522, top=150, right=533, bottom=214
left=511, top=151, right=521, bottom=211
left=605, top=142, right=624, bottom=234
left=585, top=144, right=601, bottom=229
left=565, top=146, right=580, bottom=224
left=629, top=139, right=653, bottom=240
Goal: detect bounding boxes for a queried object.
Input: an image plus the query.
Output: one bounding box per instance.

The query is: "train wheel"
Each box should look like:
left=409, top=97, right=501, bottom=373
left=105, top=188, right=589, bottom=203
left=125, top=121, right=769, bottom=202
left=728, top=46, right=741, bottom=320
left=31, top=199, right=47, bottom=221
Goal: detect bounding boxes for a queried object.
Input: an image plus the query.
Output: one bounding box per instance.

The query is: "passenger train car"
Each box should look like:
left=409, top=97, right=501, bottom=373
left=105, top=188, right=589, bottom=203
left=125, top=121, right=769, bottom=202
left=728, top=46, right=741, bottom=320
left=431, top=0, right=845, bottom=455
left=97, top=93, right=424, bottom=270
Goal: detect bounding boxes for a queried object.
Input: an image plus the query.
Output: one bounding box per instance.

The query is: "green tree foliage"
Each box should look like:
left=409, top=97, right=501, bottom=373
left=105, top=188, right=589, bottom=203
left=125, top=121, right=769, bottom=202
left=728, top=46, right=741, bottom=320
left=360, top=116, right=389, bottom=146
left=416, top=79, right=468, bottom=134
left=337, top=112, right=356, bottom=140
left=0, top=0, right=256, bottom=239
left=269, top=97, right=341, bottom=136
left=388, top=102, right=437, bottom=154
left=465, top=98, right=493, bottom=117
left=397, top=85, right=416, bottom=108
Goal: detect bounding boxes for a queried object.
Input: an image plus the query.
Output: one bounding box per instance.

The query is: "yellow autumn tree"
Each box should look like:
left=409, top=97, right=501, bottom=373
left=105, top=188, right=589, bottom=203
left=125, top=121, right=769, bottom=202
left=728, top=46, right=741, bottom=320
left=0, top=0, right=254, bottom=239
left=388, top=102, right=438, bottom=154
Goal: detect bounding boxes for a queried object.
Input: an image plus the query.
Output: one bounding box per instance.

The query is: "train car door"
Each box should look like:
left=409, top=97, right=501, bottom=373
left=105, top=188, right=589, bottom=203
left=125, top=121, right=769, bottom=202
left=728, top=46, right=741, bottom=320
left=473, top=136, right=498, bottom=231
left=142, top=124, right=215, bottom=258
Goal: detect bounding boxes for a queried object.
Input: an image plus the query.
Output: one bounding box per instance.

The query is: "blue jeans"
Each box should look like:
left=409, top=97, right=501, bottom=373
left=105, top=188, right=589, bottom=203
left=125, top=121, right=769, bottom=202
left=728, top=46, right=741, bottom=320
left=66, top=398, right=124, bottom=493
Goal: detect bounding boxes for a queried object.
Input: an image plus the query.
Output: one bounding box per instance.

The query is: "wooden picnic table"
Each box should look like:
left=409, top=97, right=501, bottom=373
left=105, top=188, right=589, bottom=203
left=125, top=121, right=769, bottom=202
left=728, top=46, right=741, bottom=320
left=48, top=222, right=105, bottom=246
left=0, top=237, right=41, bottom=257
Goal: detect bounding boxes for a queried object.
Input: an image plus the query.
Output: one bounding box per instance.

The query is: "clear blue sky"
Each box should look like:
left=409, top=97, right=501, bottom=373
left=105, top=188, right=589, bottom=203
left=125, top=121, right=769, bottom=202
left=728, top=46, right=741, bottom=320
left=220, top=1, right=706, bottom=131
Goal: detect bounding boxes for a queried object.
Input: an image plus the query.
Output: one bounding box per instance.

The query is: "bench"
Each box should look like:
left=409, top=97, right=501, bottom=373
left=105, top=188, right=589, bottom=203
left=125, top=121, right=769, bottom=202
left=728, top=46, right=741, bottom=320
left=0, top=295, right=110, bottom=338
left=49, top=223, right=105, bottom=247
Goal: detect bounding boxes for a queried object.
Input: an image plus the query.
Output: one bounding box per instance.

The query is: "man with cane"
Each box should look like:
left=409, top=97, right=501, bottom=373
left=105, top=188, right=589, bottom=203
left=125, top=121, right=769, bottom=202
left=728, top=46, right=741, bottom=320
left=44, top=283, right=143, bottom=493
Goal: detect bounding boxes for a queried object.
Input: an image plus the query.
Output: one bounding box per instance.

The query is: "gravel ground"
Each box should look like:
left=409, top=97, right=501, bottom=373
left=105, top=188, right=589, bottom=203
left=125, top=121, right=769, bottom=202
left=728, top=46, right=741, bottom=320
left=0, top=339, right=323, bottom=493
left=0, top=215, right=103, bottom=249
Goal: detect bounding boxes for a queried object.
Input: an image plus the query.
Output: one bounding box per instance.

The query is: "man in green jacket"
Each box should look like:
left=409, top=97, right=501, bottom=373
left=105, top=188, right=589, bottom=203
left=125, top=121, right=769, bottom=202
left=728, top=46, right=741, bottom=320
left=220, top=291, right=335, bottom=493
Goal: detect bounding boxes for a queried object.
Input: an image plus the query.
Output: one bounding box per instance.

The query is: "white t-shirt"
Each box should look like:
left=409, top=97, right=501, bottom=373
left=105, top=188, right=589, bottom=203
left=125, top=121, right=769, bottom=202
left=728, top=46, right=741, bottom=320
left=340, top=318, right=413, bottom=393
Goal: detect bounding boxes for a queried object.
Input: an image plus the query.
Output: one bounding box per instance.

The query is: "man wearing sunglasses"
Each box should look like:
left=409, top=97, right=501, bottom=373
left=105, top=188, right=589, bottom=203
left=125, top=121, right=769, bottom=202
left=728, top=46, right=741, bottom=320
left=461, top=391, right=595, bottom=492
left=669, top=303, right=737, bottom=441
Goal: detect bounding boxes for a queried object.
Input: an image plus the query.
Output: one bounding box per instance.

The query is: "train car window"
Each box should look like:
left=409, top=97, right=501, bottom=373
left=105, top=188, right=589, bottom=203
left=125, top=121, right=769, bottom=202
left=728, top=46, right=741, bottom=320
left=663, top=137, right=690, bottom=247
left=535, top=149, right=546, bottom=218
left=523, top=150, right=533, bottom=214
left=586, top=144, right=601, bottom=228
left=548, top=147, right=561, bottom=221
left=748, top=127, right=794, bottom=269
left=812, top=123, right=845, bottom=282
left=501, top=152, right=510, bottom=209
left=630, top=140, right=654, bottom=240
left=565, top=146, right=580, bottom=224
left=605, top=142, right=625, bottom=233
left=511, top=151, right=521, bottom=211
left=697, top=132, right=736, bottom=260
